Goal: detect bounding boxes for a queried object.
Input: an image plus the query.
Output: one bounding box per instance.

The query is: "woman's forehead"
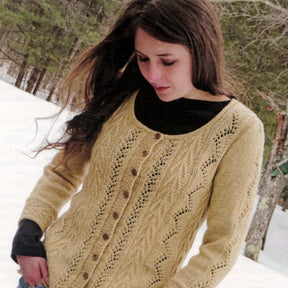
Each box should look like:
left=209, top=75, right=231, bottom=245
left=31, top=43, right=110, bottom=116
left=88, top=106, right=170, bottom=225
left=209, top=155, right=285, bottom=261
left=134, top=27, right=190, bottom=56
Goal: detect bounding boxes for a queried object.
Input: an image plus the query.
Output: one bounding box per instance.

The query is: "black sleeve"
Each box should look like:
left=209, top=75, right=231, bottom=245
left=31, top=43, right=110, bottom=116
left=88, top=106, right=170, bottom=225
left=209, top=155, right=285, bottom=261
left=11, top=219, right=47, bottom=263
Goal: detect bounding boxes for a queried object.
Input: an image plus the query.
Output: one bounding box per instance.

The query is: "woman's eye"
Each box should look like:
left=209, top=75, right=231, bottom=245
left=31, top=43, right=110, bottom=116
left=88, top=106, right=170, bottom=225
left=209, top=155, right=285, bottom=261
left=162, top=60, right=175, bottom=66
left=138, top=56, right=149, bottom=62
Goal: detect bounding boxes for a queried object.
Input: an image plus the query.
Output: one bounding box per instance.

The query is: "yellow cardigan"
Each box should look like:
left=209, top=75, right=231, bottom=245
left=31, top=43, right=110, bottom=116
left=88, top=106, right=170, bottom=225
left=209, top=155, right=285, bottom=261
left=20, top=92, right=264, bottom=288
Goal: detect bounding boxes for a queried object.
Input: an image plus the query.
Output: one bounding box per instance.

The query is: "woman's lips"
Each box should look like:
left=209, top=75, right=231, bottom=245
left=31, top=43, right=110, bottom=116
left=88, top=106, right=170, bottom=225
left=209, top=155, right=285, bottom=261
left=154, top=86, right=169, bottom=92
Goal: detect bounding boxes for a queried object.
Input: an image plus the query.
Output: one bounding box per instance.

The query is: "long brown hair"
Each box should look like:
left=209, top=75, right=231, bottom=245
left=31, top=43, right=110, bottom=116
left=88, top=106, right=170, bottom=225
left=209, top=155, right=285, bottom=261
left=44, top=0, right=229, bottom=162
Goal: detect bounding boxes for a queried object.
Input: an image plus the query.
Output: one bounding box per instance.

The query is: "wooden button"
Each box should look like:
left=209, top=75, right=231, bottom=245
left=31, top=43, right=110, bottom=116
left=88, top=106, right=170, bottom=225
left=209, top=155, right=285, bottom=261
left=103, top=233, right=109, bottom=240
left=113, top=212, right=119, bottom=219
left=131, top=168, right=137, bottom=176
left=83, top=272, right=89, bottom=279
left=123, top=190, right=129, bottom=199
left=93, top=254, right=99, bottom=261
left=142, top=150, right=148, bottom=156
left=155, top=133, right=161, bottom=139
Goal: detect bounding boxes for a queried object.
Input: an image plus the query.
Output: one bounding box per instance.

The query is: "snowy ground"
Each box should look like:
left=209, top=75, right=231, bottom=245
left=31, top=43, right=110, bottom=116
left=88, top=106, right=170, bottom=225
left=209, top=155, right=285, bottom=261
left=0, top=79, right=287, bottom=287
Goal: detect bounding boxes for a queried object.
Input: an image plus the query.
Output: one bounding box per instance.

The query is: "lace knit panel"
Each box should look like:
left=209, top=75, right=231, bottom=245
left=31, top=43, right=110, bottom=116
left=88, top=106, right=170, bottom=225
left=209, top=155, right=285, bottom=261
left=89, top=104, right=243, bottom=288
left=91, top=139, right=179, bottom=288
left=37, top=97, right=264, bottom=288
left=46, top=121, right=145, bottom=286
left=164, top=112, right=264, bottom=288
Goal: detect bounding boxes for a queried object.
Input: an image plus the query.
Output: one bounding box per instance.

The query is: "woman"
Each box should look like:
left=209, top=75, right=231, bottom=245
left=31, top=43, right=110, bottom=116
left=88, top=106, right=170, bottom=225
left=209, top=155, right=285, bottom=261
left=12, top=0, right=264, bottom=287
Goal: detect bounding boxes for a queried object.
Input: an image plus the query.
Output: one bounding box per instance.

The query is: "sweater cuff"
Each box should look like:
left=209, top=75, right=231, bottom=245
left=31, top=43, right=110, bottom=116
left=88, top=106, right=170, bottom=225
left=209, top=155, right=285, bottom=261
left=11, top=219, right=46, bottom=263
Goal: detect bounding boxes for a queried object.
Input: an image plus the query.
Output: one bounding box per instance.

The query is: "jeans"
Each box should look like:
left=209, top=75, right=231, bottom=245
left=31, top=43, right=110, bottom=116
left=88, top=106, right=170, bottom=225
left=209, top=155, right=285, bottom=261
left=17, top=277, right=46, bottom=288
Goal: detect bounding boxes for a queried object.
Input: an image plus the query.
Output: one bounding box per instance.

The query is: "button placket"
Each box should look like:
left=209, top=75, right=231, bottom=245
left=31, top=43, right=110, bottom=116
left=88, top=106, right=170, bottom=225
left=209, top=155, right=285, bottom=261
left=77, top=132, right=166, bottom=285
left=98, top=186, right=130, bottom=261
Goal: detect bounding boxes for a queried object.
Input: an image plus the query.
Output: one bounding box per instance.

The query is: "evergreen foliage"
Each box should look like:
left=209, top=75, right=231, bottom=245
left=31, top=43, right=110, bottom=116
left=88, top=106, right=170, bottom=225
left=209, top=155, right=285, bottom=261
left=0, top=0, right=124, bottom=85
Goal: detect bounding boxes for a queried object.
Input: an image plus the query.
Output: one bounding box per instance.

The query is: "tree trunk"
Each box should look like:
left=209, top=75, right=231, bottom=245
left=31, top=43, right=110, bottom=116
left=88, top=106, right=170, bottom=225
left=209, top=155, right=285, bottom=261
left=282, top=198, right=288, bottom=212
left=244, top=113, right=288, bottom=261
left=32, top=67, right=47, bottom=95
left=46, top=84, right=56, bottom=102
left=15, top=53, right=28, bottom=88
left=32, top=58, right=51, bottom=95
left=25, top=66, right=41, bottom=93
left=46, top=77, right=59, bottom=103
left=0, top=27, right=10, bottom=50
left=245, top=172, right=286, bottom=261
left=68, top=38, right=82, bottom=62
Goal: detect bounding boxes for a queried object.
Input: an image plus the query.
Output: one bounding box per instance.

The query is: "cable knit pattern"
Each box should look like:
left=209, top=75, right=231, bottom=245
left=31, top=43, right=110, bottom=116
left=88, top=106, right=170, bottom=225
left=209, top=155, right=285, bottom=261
left=20, top=92, right=264, bottom=288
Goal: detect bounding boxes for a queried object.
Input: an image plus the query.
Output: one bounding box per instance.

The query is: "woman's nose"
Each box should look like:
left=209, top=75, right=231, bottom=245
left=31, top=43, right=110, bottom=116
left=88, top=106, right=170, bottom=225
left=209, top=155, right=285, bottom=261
left=146, top=64, right=161, bottom=83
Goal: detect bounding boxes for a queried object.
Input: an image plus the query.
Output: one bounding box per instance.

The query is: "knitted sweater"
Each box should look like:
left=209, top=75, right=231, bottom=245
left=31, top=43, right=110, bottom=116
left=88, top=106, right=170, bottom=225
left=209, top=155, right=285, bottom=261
left=20, top=90, right=264, bottom=288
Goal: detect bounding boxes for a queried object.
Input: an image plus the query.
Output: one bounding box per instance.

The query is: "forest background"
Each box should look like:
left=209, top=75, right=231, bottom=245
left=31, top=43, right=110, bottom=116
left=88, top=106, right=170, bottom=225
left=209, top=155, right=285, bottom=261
left=0, top=0, right=287, bottom=264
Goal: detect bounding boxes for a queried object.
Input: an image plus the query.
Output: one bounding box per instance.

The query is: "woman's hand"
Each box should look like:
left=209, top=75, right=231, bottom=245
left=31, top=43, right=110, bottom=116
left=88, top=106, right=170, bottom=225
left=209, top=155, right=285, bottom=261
left=17, top=256, right=50, bottom=287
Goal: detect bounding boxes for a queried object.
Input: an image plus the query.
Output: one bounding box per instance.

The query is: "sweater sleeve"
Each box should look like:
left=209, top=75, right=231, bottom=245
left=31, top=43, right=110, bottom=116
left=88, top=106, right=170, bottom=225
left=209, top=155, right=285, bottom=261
left=164, top=115, right=264, bottom=288
left=19, top=146, right=91, bottom=233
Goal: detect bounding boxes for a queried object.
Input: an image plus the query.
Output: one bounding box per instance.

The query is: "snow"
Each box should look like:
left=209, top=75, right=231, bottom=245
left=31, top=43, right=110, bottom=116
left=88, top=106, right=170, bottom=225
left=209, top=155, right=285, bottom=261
left=0, top=79, right=287, bottom=287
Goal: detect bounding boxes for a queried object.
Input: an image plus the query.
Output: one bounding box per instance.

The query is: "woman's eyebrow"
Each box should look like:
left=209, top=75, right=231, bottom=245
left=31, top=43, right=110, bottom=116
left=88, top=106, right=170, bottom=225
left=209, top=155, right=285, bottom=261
left=134, top=49, right=146, bottom=56
left=134, top=49, right=173, bottom=57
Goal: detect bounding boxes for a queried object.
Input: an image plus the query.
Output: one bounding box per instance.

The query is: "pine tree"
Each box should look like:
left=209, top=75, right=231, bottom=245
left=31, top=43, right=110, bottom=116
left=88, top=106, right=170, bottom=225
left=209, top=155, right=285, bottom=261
left=0, top=0, right=124, bottom=97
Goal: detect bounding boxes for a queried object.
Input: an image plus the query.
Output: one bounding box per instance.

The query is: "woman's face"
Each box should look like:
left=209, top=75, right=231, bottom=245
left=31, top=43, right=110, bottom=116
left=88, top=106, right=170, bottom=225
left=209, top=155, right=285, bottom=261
left=135, top=27, right=194, bottom=102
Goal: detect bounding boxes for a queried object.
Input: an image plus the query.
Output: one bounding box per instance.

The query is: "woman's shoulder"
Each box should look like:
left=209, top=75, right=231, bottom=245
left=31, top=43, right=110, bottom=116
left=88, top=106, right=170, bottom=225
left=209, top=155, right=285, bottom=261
left=227, top=99, right=263, bottom=123
left=225, top=99, right=264, bottom=136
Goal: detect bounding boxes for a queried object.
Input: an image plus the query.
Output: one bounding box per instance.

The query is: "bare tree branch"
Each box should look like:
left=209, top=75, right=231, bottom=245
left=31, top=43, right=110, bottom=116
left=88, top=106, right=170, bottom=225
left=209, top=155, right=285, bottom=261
left=257, top=90, right=283, bottom=115
left=0, top=49, right=20, bottom=65
left=210, top=0, right=288, bottom=16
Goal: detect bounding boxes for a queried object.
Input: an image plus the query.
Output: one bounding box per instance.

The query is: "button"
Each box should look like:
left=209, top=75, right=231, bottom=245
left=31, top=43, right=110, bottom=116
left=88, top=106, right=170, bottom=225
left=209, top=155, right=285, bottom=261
left=123, top=190, right=129, bottom=199
left=83, top=272, right=89, bottom=279
left=103, top=233, right=109, bottom=240
left=113, top=212, right=119, bottom=219
left=155, top=133, right=161, bottom=139
left=131, top=168, right=137, bottom=176
left=93, top=254, right=99, bottom=261
left=142, top=150, right=148, bottom=157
